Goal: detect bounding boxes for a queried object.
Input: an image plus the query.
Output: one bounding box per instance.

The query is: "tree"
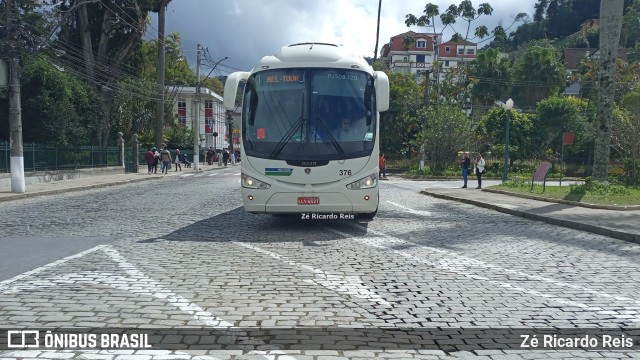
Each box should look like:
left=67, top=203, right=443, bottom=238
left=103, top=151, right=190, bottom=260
left=53, top=0, right=173, bottom=147
left=477, top=107, right=535, bottom=163
left=617, top=89, right=640, bottom=184
left=593, top=0, right=625, bottom=181
left=20, top=56, right=100, bottom=145
left=533, top=96, right=592, bottom=157
left=405, top=1, right=525, bottom=105
left=512, top=45, right=566, bottom=107
left=420, top=104, right=475, bottom=173
left=469, top=48, right=512, bottom=107
left=380, top=72, right=424, bottom=156
left=0, top=0, right=57, bottom=141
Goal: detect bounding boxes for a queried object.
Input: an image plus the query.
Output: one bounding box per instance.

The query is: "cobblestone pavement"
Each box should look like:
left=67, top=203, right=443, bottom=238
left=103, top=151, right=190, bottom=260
left=0, top=171, right=638, bottom=359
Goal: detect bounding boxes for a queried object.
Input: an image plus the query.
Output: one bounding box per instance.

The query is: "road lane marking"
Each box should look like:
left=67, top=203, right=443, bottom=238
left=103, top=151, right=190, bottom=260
left=325, top=226, right=640, bottom=324
left=101, top=247, right=235, bottom=327
left=1, top=246, right=234, bottom=327
left=234, top=242, right=390, bottom=307
left=386, top=201, right=431, bottom=216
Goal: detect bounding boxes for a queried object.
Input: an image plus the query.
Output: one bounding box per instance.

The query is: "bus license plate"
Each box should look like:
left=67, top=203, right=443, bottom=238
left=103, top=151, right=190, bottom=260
left=298, top=197, right=320, bottom=205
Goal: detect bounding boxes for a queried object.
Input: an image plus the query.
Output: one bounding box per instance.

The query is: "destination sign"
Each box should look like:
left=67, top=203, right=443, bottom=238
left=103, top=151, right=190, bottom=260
left=265, top=74, right=304, bottom=83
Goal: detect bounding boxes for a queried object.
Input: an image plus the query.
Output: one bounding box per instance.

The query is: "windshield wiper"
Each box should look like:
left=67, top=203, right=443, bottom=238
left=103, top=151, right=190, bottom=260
left=314, top=113, right=345, bottom=158
left=269, top=94, right=305, bottom=159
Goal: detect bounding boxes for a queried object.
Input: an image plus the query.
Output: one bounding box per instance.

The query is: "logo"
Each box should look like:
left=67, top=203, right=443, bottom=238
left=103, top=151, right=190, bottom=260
left=304, top=168, right=311, bottom=174
left=265, top=168, right=293, bottom=176
left=7, top=330, right=40, bottom=348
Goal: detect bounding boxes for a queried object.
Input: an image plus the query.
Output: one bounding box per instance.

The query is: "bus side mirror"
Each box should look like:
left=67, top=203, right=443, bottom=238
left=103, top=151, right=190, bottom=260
left=223, top=71, right=250, bottom=110
left=374, top=71, right=389, bottom=112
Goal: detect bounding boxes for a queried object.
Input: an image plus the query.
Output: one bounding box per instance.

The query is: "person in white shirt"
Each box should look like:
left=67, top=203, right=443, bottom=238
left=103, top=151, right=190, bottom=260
left=474, top=154, right=486, bottom=189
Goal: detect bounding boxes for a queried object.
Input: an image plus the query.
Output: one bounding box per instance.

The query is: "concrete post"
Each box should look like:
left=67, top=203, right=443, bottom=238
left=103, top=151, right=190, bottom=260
left=132, top=134, right=139, bottom=173
left=117, top=132, right=125, bottom=169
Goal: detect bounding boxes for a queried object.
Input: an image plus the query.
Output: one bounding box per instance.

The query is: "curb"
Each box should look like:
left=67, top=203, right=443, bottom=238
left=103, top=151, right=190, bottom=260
left=483, top=188, right=640, bottom=211
left=421, top=190, right=640, bottom=245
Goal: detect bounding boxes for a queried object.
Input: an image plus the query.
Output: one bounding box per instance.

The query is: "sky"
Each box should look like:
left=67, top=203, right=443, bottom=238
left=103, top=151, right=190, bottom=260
left=152, top=0, right=539, bottom=75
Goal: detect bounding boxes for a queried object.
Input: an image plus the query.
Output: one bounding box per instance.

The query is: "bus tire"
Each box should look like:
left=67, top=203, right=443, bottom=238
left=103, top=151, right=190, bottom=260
left=358, top=208, right=377, bottom=220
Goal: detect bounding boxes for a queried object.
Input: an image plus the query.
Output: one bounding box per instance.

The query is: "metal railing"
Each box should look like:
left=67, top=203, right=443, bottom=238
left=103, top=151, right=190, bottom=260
left=0, top=142, right=122, bottom=173
left=0, top=141, right=201, bottom=174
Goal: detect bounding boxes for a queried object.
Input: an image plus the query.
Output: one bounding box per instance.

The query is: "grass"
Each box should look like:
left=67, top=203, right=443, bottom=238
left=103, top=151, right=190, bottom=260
left=489, top=181, right=640, bottom=206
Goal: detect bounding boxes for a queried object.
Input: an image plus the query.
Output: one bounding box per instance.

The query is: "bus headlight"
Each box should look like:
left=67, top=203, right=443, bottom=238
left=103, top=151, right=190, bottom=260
left=241, top=174, right=271, bottom=189
left=346, top=173, right=378, bottom=190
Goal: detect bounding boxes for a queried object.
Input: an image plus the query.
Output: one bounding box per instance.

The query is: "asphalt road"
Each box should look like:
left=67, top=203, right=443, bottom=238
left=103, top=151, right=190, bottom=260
left=0, top=168, right=638, bottom=359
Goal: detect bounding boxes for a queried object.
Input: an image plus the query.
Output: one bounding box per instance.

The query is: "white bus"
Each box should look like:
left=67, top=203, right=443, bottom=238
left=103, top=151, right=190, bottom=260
left=223, top=42, right=389, bottom=219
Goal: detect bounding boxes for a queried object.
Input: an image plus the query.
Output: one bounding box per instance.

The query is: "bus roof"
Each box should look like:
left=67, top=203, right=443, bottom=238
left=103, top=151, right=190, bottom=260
left=255, top=42, right=373, bottom=73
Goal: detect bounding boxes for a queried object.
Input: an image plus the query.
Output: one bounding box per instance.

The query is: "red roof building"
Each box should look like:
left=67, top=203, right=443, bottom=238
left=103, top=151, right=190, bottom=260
left=380, top=31, right=477, bottom=76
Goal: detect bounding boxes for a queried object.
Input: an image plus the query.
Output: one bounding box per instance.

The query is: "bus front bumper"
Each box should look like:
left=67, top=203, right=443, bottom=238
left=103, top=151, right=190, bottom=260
left=242, top=190, right=379, bottom=214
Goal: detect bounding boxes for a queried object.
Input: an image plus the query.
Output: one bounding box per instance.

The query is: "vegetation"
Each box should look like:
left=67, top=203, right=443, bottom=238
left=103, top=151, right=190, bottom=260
left=492, top=177, right=640, bottom=206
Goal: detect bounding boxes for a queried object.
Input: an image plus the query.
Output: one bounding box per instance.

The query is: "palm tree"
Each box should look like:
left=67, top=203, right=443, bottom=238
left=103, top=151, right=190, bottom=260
left=469, top=48, right=512, bottom=106
left=512, top=45, right=566, bottom=106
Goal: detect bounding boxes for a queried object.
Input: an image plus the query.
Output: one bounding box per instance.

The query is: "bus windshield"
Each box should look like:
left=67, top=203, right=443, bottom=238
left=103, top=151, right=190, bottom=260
left=242, top=68, right=376, bottom=161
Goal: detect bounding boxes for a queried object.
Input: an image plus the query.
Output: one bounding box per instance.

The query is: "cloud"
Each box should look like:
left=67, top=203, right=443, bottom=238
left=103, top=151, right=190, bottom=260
left=155, top=0, right=536, bottom=74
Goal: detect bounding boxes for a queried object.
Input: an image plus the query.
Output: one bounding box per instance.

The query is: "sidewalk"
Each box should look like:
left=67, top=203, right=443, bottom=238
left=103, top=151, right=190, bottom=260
left=0, top=162, right=230, bottom=203
left=421, top=187, right=640, bottom=244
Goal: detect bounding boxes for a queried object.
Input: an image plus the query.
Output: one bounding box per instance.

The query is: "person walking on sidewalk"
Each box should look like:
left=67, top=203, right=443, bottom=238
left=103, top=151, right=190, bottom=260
left=222, top=148, right=230, bottom=167
left=174, top=149, right=182, bottom=172
left=152, top=147, right=160, bottom=173
left=159, top=146, right=172, bottom=174
left=461, top=152, right=470, bottom=188
left=474, top=153, right=485, bottom=189
left=144, top=148, right=155, bottom=174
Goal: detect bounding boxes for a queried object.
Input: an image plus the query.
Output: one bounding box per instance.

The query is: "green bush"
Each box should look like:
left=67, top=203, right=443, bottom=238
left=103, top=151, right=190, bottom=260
left=569, top=177, right=631, bottom=195
left=502, top=176, right=529, bottom=188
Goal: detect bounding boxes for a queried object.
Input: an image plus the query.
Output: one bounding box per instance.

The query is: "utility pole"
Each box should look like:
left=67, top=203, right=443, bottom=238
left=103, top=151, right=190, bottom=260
left=155, top=0, right=168, bottom=149
left=227, top=110, right=233, bottom=154
left=419, top=69, right=431, bottom=171
left=193, top=44, right=201, bottom=170
left=7, top=0, right=25, bottom=193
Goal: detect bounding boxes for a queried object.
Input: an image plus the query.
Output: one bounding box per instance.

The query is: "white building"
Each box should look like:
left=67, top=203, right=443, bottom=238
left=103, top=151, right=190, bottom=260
left=380, top=31, right=477, bottom=77
left=167, top=86, right=228, bottom=150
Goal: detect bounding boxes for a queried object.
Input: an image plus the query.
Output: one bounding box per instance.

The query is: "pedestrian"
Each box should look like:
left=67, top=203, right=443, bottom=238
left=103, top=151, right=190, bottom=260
left=144, top=148, right=155, bottom=174
left=206, top=147, right=214, bottom=165
left=222, top=148, right=230, bottom=167
left=474, top=153, right=485, bottom=189
left=159, top=145, right=172, bottom=174
left=174, top=148, right=182, bottom=172
left=378, top=152, right=386, bottom=179
left=152, top=147, right=160, bottom=174
left=461, top=152, right=471, bottom=188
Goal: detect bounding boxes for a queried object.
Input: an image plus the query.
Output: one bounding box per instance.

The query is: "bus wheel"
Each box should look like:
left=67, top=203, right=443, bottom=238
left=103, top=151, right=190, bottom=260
left=358, top=208, right=377, bottom=220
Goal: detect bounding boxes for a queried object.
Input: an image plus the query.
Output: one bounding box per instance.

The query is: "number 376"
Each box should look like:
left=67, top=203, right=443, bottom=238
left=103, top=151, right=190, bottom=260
left=339, top=170, right=352, bottom=176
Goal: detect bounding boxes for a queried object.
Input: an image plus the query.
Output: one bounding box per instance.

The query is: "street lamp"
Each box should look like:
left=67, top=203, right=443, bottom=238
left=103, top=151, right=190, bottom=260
left=193, top=49, right=229, bottom=171
left=502, top=98, right=514, bottom=183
